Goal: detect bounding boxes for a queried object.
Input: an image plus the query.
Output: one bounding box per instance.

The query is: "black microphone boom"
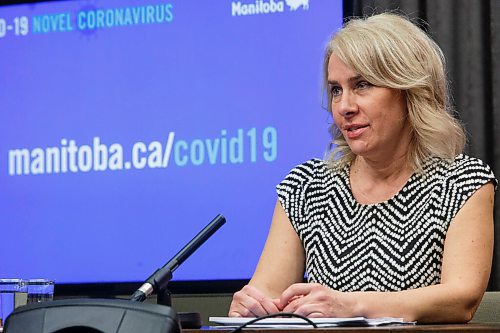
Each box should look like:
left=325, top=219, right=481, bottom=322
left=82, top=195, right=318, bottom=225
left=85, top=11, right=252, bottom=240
left=130, top=214, right=226, bottom=302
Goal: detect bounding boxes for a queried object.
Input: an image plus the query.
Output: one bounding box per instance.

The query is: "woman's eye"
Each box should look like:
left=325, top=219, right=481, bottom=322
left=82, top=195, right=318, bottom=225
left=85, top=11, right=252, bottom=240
left=356, top=81, right=372, bottom=89
left=331, top=86, right=342, bottom=97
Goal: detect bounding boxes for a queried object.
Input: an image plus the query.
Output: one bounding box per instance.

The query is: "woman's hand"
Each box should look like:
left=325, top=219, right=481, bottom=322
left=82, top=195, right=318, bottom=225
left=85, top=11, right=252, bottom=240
left=228, top=285, right=281, bottom=317
left=278, top=283, right=359, bottom=318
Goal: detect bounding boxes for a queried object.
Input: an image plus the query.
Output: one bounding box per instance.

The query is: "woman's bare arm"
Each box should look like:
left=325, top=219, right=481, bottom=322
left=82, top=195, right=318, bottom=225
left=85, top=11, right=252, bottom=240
left=228, top=201, right=305, bottom=316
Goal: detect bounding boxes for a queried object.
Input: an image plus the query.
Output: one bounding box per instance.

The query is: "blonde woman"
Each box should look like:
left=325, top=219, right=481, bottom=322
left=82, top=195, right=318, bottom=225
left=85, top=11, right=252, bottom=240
left=229, top=13, right=497, bottom=323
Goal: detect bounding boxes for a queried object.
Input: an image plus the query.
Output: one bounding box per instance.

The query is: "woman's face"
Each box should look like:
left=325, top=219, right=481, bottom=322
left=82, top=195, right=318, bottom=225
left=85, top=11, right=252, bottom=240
left=328, top=54, right=411, bottom=162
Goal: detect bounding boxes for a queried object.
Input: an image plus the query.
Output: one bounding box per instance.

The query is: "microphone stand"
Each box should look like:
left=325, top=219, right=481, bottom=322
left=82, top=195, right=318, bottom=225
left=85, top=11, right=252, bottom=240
left=157, top=287, right=173, bottom=306
left=130, top=214, right=226, bottom=305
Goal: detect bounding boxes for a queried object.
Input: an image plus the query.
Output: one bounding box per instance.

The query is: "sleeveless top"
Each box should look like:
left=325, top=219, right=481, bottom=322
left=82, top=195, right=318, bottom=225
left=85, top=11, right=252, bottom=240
left=276, top=154, right=497, bottom=292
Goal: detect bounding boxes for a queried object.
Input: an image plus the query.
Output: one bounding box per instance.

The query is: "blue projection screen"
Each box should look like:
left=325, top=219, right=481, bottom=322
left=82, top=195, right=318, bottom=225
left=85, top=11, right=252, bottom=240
left=0, top=0, right=342, bottom=284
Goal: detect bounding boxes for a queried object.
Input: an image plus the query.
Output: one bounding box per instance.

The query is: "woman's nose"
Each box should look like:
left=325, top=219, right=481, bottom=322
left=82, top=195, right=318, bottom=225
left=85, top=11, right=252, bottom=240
left=336, top=92, right=358, bottom=117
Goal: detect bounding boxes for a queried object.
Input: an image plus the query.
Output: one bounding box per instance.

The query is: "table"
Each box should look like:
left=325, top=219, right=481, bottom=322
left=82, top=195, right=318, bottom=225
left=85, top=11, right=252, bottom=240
left=182, top=323, right=500, bottom=332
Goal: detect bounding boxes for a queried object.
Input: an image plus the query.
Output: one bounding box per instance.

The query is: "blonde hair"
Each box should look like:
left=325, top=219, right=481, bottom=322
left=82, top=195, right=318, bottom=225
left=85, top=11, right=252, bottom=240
left=324, top=13, right=466, bottom=172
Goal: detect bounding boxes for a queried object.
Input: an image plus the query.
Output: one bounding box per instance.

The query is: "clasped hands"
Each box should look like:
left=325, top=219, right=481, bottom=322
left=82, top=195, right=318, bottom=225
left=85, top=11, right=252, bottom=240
left=229, top=283, right=356, bottom=318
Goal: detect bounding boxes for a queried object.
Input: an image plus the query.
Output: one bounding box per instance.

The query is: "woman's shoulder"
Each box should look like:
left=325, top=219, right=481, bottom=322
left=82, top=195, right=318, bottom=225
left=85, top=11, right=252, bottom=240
left=453, top=154, right=491, bottom=167
left=424, top=154, right=497, bottom=187
left=293, top=158, right=327, bottom=170
left=424, top=154, right=489, bottom=171
left=284, top=158, right=336, bottom=180
left=277, top=158, right=335, bottom=189
left=447, top=154, right=492, bottom=173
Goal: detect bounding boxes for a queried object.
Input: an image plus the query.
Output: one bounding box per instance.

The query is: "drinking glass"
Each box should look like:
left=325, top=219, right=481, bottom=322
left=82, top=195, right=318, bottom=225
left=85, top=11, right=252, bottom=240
left=26, top=279, right=54, bottom=303
left=0, top=279, right=27, bottom=327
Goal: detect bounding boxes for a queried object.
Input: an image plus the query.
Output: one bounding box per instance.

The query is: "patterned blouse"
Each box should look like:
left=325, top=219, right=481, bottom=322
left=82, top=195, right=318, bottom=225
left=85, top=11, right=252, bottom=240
left=276, top=154, right=497, bottom=292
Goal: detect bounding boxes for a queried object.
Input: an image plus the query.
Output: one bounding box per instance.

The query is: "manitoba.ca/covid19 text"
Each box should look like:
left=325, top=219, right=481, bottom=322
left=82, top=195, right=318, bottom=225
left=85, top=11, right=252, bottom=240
left=7, top=127, right=278, bottom=176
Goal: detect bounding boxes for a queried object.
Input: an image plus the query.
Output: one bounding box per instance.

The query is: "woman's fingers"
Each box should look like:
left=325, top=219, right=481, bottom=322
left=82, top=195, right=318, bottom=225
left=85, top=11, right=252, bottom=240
left=229, top=285, right=281, bottom=317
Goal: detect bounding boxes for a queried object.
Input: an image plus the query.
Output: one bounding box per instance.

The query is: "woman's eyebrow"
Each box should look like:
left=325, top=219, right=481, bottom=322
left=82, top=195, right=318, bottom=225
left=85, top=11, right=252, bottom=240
left=328, top=75, right=363, bottom=86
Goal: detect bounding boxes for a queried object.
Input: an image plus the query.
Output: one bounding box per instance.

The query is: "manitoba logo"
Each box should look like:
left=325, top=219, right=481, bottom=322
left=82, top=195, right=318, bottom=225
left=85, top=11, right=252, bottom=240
left=231, top=0, right=309, bottom=16
left=285, top=0, right=309, bottom=10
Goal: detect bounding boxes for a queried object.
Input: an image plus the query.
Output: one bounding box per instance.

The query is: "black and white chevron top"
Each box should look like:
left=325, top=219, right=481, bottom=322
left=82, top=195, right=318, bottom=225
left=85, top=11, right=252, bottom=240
left=276, top=154, right=497, bottom=292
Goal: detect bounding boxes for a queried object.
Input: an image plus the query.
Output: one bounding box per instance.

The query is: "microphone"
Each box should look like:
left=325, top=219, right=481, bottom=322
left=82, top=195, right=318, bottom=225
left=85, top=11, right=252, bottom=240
left=130, top=214, right=226, bottom=302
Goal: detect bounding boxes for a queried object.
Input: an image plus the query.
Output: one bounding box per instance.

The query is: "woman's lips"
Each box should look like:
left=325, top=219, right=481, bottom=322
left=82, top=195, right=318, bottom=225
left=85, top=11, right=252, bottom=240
left=344, top=124, right=368, bottom=139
